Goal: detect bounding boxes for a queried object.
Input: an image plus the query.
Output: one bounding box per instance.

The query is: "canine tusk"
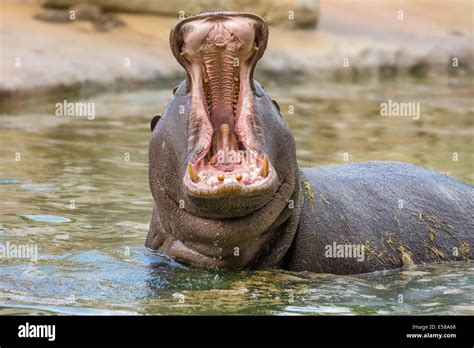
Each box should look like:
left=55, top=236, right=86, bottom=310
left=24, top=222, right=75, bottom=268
left=260, top=155, right=269, bottom=178
left=188, top=163, right=199, bottom=183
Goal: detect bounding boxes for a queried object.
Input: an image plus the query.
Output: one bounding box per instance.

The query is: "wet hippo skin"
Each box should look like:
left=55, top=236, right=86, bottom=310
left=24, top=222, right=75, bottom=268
left=145, top=12, right=473, bottom=274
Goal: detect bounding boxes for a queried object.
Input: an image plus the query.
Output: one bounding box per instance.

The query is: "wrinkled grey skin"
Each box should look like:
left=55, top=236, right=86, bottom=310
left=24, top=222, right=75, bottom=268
left=146, top=12, right=473, bottom=274
left=146, top=78, right=473, bottom=274
left=286, top=162, right=473, bottom=274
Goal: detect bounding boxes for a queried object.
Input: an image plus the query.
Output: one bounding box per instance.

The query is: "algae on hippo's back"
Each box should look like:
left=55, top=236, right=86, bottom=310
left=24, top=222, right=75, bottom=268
left=302, top=180, right=315, bottom=209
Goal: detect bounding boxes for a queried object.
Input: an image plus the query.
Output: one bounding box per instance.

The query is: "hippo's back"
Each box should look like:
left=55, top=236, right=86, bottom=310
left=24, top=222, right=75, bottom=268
left=283, top=161, right=473, bottom=274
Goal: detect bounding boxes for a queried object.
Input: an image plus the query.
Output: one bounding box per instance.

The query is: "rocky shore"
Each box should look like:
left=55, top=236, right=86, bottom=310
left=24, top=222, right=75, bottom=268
left=1, top=0, right=472, bottom=106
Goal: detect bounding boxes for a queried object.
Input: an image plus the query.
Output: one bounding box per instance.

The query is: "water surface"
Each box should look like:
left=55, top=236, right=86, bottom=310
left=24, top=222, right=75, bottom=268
left=0, top=77, right=472, bottom=315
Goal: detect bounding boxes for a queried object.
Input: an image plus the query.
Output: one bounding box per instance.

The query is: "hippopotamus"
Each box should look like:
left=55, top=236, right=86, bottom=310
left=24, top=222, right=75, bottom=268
left=146, top=12, right=473, bottom=274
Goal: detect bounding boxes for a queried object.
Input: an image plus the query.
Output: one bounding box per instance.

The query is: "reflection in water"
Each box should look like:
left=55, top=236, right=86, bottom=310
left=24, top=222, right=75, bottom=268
left=0, top=78, right=472, bottom=315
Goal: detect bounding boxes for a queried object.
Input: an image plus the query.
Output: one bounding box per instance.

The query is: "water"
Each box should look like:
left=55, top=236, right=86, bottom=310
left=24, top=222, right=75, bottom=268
left=0, top=77, right=473, bottom=315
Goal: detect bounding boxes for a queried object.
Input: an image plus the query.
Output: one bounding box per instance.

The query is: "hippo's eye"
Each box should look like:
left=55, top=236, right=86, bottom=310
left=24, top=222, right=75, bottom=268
left=150, top=114, right=161, bottom=131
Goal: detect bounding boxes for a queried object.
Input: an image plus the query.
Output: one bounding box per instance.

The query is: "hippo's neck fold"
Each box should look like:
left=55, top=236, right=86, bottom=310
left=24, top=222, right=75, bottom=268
left=147, top=170, right=303, bottom=270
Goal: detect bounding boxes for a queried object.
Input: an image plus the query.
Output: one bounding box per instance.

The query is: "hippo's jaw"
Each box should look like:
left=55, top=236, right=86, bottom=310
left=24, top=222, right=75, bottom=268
left=170, top=12, right=276, bottom=198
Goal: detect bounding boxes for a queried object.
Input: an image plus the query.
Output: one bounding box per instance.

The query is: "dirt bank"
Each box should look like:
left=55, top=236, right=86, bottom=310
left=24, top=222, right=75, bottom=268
left=1, top=0, right=472, bottom=106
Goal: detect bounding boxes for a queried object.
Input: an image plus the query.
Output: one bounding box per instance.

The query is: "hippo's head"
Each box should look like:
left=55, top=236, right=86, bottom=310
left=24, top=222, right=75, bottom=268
left=150, top=12, right=299, bottom=220
left=148, top=12, right=303, bottom=269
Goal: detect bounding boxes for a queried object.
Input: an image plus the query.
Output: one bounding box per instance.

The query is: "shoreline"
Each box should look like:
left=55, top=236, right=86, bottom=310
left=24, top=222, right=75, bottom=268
left=1, top=0, right=472, bottom=107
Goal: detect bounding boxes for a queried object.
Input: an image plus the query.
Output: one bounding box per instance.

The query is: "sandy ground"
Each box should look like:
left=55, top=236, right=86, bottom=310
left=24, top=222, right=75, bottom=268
left=1, top=0, right=472, bottom=103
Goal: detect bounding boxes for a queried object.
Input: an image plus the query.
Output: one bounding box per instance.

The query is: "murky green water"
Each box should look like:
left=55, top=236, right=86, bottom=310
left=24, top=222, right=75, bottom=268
left=0, top=77, right=473, bottom=315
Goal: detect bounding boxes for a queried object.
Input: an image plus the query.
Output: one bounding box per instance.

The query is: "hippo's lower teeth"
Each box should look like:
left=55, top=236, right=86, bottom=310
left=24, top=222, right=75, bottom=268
left=260, top=155, right=269, bottom=178
left=188, top=163, right=200, bottom=183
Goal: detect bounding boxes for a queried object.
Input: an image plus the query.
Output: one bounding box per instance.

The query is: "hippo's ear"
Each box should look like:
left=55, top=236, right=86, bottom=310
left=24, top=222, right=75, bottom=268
left=272, top=99, right=281, bottom=113
left=150, top=114, right=161, bottom=131
left=271, top=99, right=284, bottom=118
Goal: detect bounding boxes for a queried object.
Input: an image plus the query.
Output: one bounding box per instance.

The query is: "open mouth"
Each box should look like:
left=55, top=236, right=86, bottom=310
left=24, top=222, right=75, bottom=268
left=171, top=13, right=276, bottom=196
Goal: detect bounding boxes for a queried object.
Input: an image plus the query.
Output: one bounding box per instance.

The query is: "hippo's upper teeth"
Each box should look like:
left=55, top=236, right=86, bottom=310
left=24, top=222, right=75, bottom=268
left=260, top=155, right=269, bottom=178
left=217, top=173, right=225, bottom=181
left=235, top=173, right=242, bottom=181
left=188, top=163, right=200, bottom=183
